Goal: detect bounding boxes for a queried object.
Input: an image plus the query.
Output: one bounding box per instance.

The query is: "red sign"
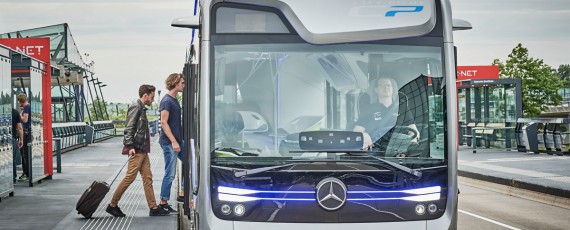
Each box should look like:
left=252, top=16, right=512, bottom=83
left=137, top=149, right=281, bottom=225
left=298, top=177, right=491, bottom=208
left=0, top=38, right=53, bottom=176
left=0, top=38, right=50, bottom=63
left=457, top=66, right=499, bottom=81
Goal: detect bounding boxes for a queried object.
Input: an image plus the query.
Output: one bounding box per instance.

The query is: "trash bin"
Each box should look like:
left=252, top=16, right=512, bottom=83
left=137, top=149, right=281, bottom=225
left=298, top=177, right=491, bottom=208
left=521, top=122, right=538, bottom=153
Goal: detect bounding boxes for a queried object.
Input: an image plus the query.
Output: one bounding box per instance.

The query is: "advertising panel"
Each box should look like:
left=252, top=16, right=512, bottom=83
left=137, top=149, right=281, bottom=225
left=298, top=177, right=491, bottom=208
left=0, top=38, right=53, bottom=176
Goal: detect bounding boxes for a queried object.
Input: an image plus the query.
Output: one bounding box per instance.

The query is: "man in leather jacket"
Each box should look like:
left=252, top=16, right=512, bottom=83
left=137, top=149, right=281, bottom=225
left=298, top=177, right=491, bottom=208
left=106, top=84, right=170, bottom=217
left=124, top=92, right=152, bottom=152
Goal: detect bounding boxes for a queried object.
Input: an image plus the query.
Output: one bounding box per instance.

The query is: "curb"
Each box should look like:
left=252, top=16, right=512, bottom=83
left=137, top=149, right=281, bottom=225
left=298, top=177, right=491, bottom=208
left=458, top=170, right=570, bottom=199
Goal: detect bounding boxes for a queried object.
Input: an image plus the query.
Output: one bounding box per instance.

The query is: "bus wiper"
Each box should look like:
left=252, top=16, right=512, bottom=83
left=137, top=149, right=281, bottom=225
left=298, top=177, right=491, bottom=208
left=289, top=150, right=421, bottom=178
left=233, top=163, right=299, bottom=177
left=215, top=147, right=260, bottom=157
left=289, top=149, right=382, bottom=153
left=362, top=154, right=422, bottom=178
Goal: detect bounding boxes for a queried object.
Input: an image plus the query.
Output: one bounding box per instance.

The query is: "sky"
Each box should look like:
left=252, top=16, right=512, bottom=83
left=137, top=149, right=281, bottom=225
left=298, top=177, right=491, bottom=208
left=0, top=0, right=569, bottom=103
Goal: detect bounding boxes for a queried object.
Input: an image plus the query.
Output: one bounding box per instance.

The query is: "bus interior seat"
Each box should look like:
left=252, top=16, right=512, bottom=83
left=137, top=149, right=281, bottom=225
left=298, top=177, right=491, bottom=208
left=215, top=104, right=245, bottom=147
left=237, top=111, right=269, bottom=133
left=282, top=116, right=323, bottom=134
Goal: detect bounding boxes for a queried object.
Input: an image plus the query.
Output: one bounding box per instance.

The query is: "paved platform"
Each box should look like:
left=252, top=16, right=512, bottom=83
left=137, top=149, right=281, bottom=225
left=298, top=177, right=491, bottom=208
left=0, top=137, right=180, bottom=230
left=459, top=146, right=570, bottom=198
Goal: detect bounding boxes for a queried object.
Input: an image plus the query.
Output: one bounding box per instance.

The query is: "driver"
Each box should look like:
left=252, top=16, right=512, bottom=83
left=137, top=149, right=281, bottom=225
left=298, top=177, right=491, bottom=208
left=353, top=77, right=420, bottom=149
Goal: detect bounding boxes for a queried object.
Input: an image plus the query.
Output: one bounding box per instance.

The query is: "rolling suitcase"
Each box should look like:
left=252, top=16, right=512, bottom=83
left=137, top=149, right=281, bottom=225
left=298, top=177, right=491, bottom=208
left=76, top=160, right=128, bottom=219
left=76, top=181, right=110, bottom=219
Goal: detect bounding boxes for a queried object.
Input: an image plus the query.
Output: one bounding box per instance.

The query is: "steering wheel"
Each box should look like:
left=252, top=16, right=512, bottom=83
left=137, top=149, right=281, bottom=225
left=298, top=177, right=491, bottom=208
left=370, top=125, right=419, bottom=155
left=391, top=125, right=418, bottom=139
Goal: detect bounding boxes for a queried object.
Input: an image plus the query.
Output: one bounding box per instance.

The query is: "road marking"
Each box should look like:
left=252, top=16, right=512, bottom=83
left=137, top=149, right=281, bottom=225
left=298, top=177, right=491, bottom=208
left=459, top=209, right=521, bottom=230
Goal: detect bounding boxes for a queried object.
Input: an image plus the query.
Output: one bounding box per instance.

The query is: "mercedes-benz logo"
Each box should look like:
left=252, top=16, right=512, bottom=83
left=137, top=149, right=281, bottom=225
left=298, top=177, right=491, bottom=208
left=316, top=178, right=347, bottom=211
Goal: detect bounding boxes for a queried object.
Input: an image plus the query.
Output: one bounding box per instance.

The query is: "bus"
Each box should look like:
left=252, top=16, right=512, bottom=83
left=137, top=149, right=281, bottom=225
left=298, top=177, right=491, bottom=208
left=173, top=0, right=471, bottom=229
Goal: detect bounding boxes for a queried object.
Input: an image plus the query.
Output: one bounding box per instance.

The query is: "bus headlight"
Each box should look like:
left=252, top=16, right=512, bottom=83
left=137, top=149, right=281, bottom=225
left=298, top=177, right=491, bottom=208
left=221, top=204, right=231, bottom=215
left=428, top=203, right=437, bottom=214
left=234, top=204, right=246, bottom=216
left=415, top=204, right=426, bottom=215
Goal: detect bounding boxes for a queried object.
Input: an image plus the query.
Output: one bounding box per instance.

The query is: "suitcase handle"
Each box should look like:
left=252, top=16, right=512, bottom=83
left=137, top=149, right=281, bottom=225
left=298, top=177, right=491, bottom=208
left=109, top=158, right=129, bottom=188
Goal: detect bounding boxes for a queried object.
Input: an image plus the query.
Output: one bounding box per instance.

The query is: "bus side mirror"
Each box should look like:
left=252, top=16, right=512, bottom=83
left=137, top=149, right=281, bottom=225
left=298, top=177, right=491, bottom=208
left=452, top=18, right=472, bottom=31
left=171, top=16, right=200, bottom=29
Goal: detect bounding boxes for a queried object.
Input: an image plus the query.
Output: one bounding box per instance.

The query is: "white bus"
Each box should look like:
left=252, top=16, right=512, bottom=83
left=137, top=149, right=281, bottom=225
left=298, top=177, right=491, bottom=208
left=174, top=0, right=471, bottom=229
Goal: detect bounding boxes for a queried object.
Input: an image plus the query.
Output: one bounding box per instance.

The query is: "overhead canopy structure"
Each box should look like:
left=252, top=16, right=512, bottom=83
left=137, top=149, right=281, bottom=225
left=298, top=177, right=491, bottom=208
left=0, top=24, right=109, bottom=123
left=0, top=23, right=92, bottom=82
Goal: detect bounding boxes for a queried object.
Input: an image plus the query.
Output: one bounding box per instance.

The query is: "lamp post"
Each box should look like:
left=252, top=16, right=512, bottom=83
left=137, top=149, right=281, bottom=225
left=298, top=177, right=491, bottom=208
left=96, top=79, right=110, bottom=120
left=88, top=76, right=104, bottom=121
left=83, top=75, right=99, bottom=121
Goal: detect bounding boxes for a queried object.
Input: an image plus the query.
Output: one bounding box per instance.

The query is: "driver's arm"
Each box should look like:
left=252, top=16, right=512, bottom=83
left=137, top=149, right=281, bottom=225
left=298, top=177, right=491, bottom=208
left=353, top=125, right=365, bottom=133
left=354, top=125, right=373, bottom=148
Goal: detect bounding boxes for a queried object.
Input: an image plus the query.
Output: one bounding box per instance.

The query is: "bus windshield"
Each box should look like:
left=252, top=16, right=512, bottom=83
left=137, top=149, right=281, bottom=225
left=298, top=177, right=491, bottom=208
left=212, top=42, right=446, bottom=168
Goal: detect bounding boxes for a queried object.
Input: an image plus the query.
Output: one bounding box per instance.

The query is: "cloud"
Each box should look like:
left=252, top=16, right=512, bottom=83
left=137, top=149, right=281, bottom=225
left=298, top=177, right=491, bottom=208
left=453, top=0, right=570, bottom=67
left=0, top=0, right=196, bottom=103
left=1, top=0, right=569, bottom=102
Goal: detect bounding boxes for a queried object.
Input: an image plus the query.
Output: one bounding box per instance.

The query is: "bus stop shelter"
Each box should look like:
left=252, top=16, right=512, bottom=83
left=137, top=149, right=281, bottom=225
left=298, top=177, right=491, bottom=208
left=458, top=78, right=523, bottom=149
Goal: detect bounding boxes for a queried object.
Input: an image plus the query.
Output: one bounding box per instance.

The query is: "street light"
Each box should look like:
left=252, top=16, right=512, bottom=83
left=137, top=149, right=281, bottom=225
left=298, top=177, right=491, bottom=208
left=95, top=79, right=110, bottom=120
left=83, top=75, right=100, bottom=121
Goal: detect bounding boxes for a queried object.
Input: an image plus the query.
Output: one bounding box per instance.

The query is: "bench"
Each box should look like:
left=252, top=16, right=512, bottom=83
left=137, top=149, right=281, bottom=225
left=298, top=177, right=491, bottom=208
left=464, top=122, right=513, bottom=148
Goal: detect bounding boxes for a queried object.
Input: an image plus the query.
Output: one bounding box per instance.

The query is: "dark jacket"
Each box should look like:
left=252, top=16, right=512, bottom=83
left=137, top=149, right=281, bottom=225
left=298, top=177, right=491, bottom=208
left=123, top=99, right=149, bottom=151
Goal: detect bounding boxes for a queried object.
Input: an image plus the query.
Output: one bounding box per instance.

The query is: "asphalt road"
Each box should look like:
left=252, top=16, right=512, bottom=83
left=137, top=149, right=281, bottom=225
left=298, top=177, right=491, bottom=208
left=458, top=181, right=570, bottom=230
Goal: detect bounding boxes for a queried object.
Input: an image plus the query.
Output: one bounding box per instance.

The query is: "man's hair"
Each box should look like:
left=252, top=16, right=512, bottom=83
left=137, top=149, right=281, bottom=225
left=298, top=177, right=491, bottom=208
left=17, top=93, right=28, bottom=103
left=165, top=73, right=185, bottom=90
left=139, top=84, right=156, bottom=98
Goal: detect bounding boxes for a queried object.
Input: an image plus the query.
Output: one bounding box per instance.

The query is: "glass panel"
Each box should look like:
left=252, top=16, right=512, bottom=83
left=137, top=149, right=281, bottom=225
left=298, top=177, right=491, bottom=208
left=490, top=86, right=505, bottom=123
left=30, top=69, right=44, bottom=180
left=560, top=88, right=570, bottom=106
left=480, top=89, right=487, bottom=123
left=66, top=27, right=89, bottom=70
left=505, top=87, right=517, bottom=123
left=0, top=51, right=14, bottom=193
left=469, top=89, right=476, bottom=122
left=213, top=43, right=445, bottom=167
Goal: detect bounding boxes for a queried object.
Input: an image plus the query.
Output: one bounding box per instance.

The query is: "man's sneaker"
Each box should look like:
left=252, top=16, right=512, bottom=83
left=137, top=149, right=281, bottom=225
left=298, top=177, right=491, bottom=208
left=106, top=205, right=126, bottom=217
left=18, top=175, right=29, bottom=182
left=176, top=195, right=185, bottom=203
left=149, top=207, right=170, bottom=216
left=159, top=203, right=178, bottom=213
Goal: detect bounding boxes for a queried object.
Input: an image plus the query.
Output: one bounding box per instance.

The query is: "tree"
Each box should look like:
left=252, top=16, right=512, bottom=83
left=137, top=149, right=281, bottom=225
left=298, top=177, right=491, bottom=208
left=88, top=97, right=109, bottom=121
left=556, top=64, right=570, bottom=87
left=493, top=43, right=563, bottom=117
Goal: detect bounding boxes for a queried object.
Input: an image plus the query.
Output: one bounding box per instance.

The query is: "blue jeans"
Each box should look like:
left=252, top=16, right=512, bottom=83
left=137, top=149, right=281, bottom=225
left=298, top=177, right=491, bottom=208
left=160, top=141, right=184, bottom=201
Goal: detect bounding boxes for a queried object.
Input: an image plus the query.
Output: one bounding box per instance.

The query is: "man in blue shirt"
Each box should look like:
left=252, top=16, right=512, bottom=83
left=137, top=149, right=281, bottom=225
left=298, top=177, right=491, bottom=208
left=158, top=73, right=185, bottom=213
left=17, top=93, right=31, bottom=181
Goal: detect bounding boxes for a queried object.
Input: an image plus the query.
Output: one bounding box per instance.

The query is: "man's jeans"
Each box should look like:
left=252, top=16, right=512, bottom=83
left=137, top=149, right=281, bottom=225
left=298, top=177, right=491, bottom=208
left=160, top=142, right=184, bottom=201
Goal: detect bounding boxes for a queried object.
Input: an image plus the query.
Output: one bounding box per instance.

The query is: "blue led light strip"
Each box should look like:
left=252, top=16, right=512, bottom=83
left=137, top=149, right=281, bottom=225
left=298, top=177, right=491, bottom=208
left=217, top=186, right=442, bottom=202
left=348, top=186, right=441, bottom=195
left=218, top=186, right=315, bottom=195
